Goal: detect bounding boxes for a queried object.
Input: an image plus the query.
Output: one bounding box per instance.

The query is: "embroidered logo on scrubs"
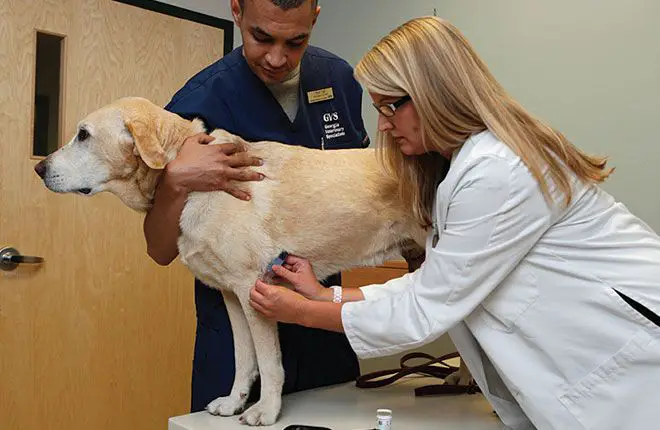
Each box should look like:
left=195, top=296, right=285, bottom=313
left=322, top=111, right=346, bottom=140
left=307, top=87, right=334, bottom=103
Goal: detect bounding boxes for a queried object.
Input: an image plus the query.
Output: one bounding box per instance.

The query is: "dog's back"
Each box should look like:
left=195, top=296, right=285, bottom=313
left=178, top=138, right=426, bottom=292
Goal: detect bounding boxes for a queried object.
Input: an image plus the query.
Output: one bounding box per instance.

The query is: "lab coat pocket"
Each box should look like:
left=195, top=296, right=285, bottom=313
left=558, top=329, right=659, bottom=430
left=613, top=289, right=660, bottom=329
left=479, top=267, right=539, bottom=332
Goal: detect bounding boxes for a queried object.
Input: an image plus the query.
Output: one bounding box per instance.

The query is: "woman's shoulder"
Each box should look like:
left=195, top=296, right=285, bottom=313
left=437, top=130, right=551, bottom=209
left=454, top=130, right=518, bottom=165
left=446, top=130, right=520, bottom=183
left=442, top=130, right=579, bottom=214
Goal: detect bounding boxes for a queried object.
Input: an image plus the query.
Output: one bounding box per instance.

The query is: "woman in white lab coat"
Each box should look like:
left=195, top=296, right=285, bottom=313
left=249, top=16, right=660, bottom=430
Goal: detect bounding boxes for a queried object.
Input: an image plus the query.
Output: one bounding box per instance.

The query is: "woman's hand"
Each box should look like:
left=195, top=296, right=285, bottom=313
left=250, top=280, right=308, bottom=324
left=271, top=255, right=328, bottom=301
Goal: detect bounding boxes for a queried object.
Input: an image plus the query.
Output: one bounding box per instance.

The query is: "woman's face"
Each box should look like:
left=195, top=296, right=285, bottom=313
left=370, top=92, right=426, bottom=156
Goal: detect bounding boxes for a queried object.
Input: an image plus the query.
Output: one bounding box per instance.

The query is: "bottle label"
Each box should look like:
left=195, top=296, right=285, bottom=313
left=377, top=418, right=392, bottom=430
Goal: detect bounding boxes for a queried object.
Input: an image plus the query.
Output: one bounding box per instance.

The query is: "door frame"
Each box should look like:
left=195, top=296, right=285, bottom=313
left=113, top=0, right=235, bottom=55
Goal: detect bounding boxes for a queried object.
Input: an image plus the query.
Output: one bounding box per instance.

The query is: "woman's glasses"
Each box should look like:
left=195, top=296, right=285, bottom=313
left=372, top=95, right=412, bottom=117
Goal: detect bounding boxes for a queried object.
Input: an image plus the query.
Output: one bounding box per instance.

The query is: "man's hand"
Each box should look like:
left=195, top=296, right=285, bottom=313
left=143, top=132, right=264, bottom=265
left=165, top=132, right=264, bottom=201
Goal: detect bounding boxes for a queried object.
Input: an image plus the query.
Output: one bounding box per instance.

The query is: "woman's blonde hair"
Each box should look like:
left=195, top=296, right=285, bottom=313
left=354, top=16, right=613, bottom=227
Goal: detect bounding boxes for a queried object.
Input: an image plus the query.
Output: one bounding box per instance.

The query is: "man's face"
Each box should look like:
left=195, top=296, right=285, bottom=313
left=232, top=0, right=319, bottom=84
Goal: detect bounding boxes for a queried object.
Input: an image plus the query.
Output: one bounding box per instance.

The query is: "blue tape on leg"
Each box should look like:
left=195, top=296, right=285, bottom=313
left=263, top=251, right=289, bottom=283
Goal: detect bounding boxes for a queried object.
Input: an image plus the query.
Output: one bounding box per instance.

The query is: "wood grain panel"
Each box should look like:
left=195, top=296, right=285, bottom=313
left=342, top=260, right=409, bottom=288
left=0, top=1, right=227, bottom=429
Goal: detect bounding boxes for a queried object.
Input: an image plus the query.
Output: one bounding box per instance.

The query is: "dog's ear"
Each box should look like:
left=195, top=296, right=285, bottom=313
left=126, top=119, right=167, bottom=170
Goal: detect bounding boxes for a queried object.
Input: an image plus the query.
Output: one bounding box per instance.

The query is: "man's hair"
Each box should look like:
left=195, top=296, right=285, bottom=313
left=239, top=0, right=318, bottom=11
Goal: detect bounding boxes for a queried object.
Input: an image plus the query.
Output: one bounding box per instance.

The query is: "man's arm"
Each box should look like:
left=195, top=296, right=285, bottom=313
left=144, top=133, right=264, bottom=265
left=144, top=169, right=189, bottom=265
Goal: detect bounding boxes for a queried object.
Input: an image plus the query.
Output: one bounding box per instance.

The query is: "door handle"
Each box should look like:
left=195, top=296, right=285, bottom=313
left=0, top=247, right=44, bottom=272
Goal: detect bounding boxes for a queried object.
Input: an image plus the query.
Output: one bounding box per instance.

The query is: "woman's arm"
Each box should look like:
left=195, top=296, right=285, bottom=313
left=249, top=258, right=417, bottom=330
left=315, top=287, right=365, bottom=302
left=251, top=155, right=554, bottom=359
left=269, top=254, right=420, bottom=303
left=341, top=155, right=553, bottom=359
left=300, top=301, right=345, bottom=332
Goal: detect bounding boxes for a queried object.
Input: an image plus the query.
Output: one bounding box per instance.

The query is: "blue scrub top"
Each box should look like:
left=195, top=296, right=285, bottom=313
left=165, top=45, right=369, bottom=412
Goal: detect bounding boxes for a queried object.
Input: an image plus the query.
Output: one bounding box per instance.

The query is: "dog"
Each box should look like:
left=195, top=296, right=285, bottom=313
left=33, top=97, right=433, bottom=425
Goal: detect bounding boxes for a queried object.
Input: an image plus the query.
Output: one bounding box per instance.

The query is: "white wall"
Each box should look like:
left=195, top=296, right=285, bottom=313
left=157, top=0, right=242, bottom=47
left=312, top=0, right=660, bottom=371
left=313, top=0, right=660, bottom=228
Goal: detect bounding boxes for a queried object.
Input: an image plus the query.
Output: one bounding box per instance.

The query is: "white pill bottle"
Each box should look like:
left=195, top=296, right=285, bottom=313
left=376, top=408, right=392, bottom=430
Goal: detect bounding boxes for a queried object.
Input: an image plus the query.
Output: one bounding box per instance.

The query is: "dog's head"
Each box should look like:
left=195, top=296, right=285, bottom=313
left=34, top=97, right=200, bottom=211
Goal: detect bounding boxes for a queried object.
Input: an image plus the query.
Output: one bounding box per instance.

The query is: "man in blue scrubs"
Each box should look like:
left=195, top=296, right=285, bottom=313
left=143, top=0, right=371, bottom=412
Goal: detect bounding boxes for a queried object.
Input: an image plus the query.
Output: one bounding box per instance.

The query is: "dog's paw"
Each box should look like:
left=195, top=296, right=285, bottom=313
left=206, top=394, right=247, bottom=416
left=239, top=399, right=281, bottom=426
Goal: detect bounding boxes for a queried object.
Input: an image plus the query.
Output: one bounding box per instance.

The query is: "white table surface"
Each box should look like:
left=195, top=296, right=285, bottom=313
left=168, top=377, right=503, bottom=430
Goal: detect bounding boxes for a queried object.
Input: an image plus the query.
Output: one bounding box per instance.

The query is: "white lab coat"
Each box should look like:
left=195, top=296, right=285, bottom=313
left=341, top=130, right=660, bottom=430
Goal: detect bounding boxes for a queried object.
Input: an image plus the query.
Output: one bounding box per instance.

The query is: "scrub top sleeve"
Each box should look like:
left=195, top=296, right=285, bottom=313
left=165, top=87, right=237, bottom=132
left=341, top=155, right=553, bottom=359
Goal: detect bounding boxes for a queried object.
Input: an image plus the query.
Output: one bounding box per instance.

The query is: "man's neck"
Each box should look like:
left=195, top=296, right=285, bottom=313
left=265, top=63, right=302, bottom=122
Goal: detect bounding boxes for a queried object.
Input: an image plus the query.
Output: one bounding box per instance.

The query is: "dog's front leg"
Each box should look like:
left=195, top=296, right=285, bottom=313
left=206, top=290, right=259, bottom=417
left=236, top=292, right=284, bottom=426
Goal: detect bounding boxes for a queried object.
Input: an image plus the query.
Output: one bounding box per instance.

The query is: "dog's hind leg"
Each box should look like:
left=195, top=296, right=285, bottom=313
left=206, top=290, right=259, bottom=417
left=236, top=291, right=283, bottom=426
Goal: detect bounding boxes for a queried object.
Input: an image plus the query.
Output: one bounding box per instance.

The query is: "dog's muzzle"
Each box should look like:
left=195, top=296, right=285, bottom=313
left=34, top=159, right=48, bottom=179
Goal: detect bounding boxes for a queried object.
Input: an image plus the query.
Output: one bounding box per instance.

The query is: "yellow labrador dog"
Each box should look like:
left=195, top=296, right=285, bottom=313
left=34, top=97, right=429, bottom=425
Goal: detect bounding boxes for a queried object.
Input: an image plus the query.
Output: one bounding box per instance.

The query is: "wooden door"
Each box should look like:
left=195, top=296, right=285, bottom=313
left=0, top=1, right=227, bottom=429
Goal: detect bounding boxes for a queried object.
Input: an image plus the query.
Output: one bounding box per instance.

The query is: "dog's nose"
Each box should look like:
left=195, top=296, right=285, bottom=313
left=34, top=160, right=47, bottom=179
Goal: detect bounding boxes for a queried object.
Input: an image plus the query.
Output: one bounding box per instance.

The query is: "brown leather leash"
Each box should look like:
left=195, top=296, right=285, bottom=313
left=355, top=351, right=480, bottom=396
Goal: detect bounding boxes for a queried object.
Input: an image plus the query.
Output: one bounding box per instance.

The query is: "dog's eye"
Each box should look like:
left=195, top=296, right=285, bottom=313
left=77, top=128, right=90, bottom=141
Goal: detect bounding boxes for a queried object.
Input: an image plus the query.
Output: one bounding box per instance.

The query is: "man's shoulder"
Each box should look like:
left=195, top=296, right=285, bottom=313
left=167, top=48, right=245, bottom=110
left=305, top=45, right=354, bottom=73
left=196, top=49, right=242, bottom=78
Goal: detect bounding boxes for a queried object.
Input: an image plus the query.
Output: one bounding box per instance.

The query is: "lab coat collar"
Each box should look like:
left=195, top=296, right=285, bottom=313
left=450, top=129, right=491, bottom=167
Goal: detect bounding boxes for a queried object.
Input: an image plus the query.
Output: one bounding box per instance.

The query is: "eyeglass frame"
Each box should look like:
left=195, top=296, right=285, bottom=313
left=372, top=95, right=412, bottom=117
